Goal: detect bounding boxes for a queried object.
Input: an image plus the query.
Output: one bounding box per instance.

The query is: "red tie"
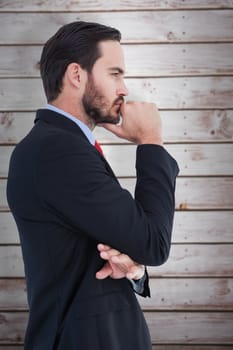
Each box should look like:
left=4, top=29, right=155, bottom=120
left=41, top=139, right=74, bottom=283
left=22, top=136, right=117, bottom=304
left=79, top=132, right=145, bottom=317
left=94, top=140, right=103, bottom=155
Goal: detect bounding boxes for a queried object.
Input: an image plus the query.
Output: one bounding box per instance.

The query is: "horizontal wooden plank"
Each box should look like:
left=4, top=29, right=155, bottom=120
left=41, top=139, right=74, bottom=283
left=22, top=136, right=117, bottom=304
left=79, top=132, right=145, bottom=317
left=0, top=311, right=232, bottom=344
left=0, top=279, right=27, bottom=310
left=0, top=244, right=232, bottom=278
left=0, top=347, right=23, bottom=350
left=1, top=144, right=233, bottom=178
left=103, top=144, right=233, bottom=176
left=146, top=312, right=233, bottom=344
left=1, top=0, right=233, bottom=11
left=1, top=277, right=232, bottom=311
left=0, top=213, right=19, bottom=244
left=0, top=312, right=25, bottom=344
left=95, top=109, right=233, bottom=143
left=1, top=77, right=232, bottom=111
left=172, top=211, right=233, bottom=242
left=1, top=211, right=232, bottom=245
left=0, top=11, right=233, bottom=44
left=148, top=244, right=233, bottom=277
left=1, top=110, right=233, bottom=145
left=120, top=177, right=233, bottom=210
left=1, top=44, right=233, bottom=78
left=0, top=112, right=35, bottom=144
left=1, top=178, right=233, bottom=211
left=139, top=278, right=233, bottom=311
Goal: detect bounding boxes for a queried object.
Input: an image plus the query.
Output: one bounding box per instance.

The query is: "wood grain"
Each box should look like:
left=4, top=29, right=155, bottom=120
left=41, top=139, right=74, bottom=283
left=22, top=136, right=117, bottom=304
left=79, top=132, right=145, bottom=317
left=1, top=44, right=233, bottom=78
left=0, top=11, right=233, bottom=44
left=102, top=144, right=233, bottom=176
left=0, top=2, right=232, bottom=348
left=2, top=178, right=233, bottom=211
left=1, top=0, right=233, bottom=11
left=1, top=211, right=232, bottom=245
left=0, top=311, right=232, bottom=344
left=1, top=277, right=233, bottom=311
left=1, top=143, right=233, bottom=177
left=1, top=77, right=232, bottom=111
left=145, top=311, right=233, bottom=343
left=148, top=244, right=233, bottom=277
left=141, top=278, right=233, bottom=311
left=1, top=244, right=232, bottom=278
left=1, top=110, right=233, bottom=145
left=172, top=211, right=233, bottom=242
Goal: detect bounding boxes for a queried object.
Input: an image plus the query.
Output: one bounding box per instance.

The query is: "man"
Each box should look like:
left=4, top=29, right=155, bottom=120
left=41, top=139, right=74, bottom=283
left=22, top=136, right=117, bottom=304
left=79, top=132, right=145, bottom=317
left=7, top=21, right=179, bottom=349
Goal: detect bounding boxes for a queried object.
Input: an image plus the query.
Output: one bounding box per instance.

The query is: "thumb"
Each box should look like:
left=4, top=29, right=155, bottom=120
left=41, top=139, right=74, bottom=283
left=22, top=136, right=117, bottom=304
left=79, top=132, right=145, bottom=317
left=96, top=262, right=112, bottom=280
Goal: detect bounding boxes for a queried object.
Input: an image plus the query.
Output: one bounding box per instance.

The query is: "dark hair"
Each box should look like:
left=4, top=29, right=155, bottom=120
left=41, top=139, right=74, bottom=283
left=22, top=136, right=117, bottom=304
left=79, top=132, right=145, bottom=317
left=40, top=21, right=121, bottom=102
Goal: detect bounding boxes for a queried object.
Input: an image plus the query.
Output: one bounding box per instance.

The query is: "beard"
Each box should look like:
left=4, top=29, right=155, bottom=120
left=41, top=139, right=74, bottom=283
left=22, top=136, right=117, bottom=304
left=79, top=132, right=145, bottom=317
left=82, top=74, right=123, bottom=125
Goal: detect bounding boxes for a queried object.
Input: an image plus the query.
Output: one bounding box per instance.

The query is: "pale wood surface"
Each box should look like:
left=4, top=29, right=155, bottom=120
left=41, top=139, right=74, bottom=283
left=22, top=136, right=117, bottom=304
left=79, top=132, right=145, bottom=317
left=1, top=211, right=232, bottom=244
left=141, top=278, right=233, bottom=310
left=0, top=2, right=232, bottom=348
left=1, top=44, right=233, bottom=78
left=0, top=311, right=232, bottom=344
left=120, top=177, right=233, bottom=210
left=1, top=0, right=233, bottom=11
left=1, top=277, right=232, bottom=311
left=1, top=110, right=233, bottom=145
left=102, top=144, right=233, bottom=176
left=1, top=177, right=233, bottom=210
left=95, top=109, right=233, bottom=143
left=1, top=11, right=233, bottom=44
left=1, top=144, right=233, bottom=177
left=1, top=244, right=232, bottom=278
left=1, top=77, right=232, bottom=111
left=148, top=244, right=233, bottom=277
left=146, top=312, right=233, bottom=343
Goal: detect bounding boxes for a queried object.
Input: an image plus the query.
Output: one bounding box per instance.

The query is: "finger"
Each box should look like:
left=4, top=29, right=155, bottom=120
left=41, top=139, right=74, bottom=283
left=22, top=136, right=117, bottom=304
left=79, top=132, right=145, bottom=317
left=111, top=253, right=132, bottom=265
left=97, top=243, right=111, bottom=252
left=100, top=248, right=121, bottom=260
left=96, top=262, right=112, bottom=280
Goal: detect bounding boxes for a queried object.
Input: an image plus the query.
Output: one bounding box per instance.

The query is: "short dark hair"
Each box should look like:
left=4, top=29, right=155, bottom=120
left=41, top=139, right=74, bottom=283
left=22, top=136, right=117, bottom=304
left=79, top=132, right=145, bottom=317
left=40, top=21, right=121, bottom=102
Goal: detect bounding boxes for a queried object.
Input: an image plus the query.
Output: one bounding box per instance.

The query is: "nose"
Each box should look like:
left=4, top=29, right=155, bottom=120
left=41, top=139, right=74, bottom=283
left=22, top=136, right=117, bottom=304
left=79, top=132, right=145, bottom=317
left=116, top=80, right=129, bottom=97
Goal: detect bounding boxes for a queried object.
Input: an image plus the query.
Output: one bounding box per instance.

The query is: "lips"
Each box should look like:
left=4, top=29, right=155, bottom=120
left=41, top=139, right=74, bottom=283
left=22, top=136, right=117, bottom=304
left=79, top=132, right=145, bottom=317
left=114, top=98, right=124, bottom=106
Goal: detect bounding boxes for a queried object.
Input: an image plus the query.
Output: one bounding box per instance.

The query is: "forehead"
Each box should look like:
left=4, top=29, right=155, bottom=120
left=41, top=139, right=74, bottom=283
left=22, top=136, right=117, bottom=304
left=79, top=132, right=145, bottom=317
left=94, top=40, right=125, bottom=70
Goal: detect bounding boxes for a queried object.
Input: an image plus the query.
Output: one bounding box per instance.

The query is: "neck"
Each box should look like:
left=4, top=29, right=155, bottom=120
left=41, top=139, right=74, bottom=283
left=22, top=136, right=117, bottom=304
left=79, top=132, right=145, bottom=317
left=49, top=99, right=95, bottom=131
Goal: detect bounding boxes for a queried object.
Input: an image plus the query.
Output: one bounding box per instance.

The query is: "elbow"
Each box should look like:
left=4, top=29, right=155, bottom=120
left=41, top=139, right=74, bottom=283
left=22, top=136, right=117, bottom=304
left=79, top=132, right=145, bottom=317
left=137, top=225, right=172, bottom=266
left=146, top=243, right=171, bottom=267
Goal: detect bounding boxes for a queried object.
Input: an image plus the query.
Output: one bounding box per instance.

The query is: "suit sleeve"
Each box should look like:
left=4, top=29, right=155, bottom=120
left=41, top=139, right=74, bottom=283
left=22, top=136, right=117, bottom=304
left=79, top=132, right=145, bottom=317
left=36, top=135, right=179, bottom=266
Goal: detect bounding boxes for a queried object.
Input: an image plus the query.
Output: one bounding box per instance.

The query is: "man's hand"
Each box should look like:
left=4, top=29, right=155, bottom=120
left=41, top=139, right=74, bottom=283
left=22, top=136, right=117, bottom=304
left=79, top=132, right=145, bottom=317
left=99, top=101, right=163, bottom=145
left=96, top=243, right=145, bottom=280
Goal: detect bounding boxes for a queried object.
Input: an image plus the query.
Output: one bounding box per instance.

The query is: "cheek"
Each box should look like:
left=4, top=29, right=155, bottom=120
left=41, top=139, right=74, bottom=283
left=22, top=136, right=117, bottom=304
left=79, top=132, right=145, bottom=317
left=102, top=78, right=118, bottom=99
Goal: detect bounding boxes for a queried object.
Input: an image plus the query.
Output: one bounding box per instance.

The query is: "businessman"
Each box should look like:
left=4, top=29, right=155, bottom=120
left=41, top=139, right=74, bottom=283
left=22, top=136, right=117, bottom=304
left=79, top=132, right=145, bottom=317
left=7, top=21, right=179, bottom=349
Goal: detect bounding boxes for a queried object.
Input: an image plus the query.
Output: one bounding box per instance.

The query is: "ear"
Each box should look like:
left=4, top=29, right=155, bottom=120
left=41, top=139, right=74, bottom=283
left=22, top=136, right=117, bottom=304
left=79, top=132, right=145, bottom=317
left=65, top=62, right=85, bottom=89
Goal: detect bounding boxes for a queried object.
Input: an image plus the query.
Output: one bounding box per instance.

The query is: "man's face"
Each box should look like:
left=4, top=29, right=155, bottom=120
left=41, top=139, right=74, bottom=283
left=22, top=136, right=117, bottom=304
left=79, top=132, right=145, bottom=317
left=82, top=40, right=128, bottom=125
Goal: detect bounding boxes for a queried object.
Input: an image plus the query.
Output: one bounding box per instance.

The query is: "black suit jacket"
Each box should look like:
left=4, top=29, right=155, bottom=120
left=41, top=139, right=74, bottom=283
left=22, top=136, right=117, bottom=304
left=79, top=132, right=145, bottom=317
left=7, top=109, right=179, bottom=350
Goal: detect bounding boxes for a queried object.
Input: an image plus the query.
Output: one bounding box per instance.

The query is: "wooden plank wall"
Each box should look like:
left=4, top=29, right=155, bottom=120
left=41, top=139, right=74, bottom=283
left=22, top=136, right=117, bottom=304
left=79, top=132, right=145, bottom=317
left=0, top=0, right=233, bottom=348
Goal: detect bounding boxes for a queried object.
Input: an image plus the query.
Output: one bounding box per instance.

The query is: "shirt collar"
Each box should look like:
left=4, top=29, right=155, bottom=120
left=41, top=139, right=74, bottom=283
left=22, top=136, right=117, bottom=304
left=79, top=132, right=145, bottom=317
left=45, top=104, right=95, bottom=146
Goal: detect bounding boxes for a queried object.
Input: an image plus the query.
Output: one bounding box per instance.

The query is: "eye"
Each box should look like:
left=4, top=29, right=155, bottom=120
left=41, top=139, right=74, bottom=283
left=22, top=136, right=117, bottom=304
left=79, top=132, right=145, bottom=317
left=111, top=72, right=119, bottom=76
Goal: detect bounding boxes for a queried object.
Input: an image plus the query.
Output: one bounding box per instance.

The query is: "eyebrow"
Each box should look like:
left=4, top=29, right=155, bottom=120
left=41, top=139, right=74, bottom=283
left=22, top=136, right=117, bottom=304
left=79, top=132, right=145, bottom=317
left=108, top=67, right=125, bottom=75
